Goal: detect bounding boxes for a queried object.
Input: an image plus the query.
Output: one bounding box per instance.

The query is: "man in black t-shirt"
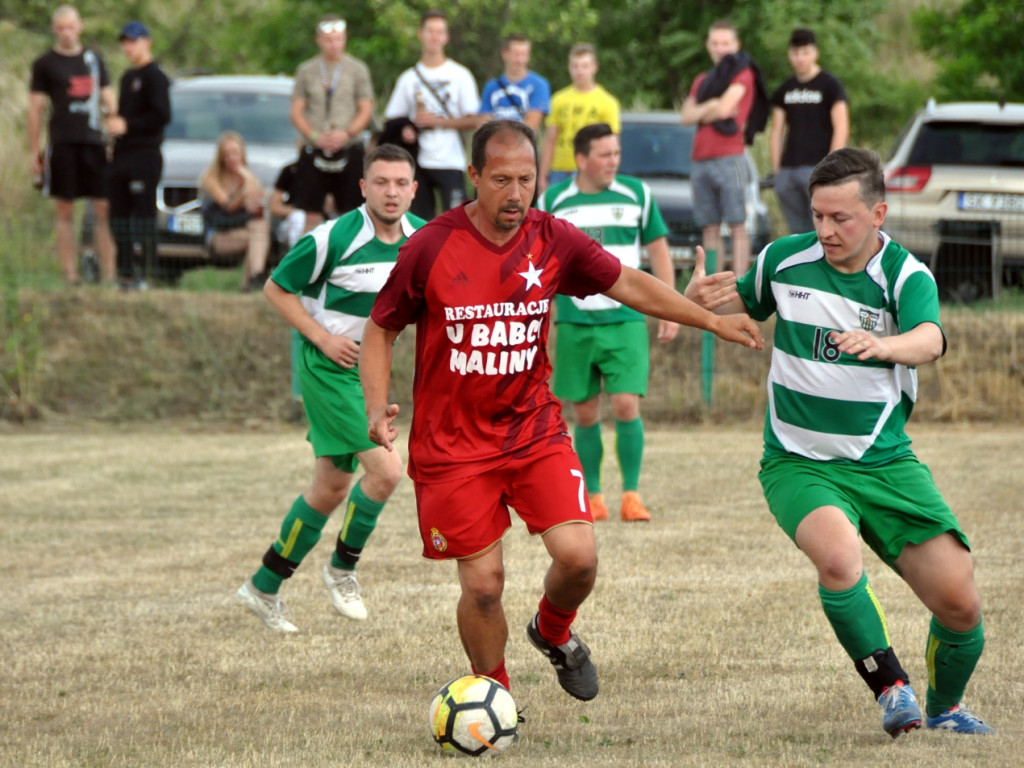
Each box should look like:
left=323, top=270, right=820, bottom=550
left=769, top=28, right=849, bottom=235
left=269, top=160, right=307, bottom=251
left=105, top=21, right=171, bottom=289
left=28, top=4, right=117, bottom=285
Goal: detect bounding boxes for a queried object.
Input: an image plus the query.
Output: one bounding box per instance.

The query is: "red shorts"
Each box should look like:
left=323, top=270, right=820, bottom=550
left=415, top=443, right=595, bottom=560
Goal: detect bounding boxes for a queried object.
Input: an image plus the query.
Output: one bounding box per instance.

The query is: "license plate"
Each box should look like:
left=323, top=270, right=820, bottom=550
left=168, top=213, right=204, bottom=235
left=957, top=192, right=1024, bottom=213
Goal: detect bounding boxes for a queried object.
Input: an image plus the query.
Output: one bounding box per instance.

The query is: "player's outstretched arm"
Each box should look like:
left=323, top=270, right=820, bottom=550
left=360, top=319, right=402, bottom=451
left=683, top=246, right=747, bottom=314
left=604, top=266, right=763, bottom=350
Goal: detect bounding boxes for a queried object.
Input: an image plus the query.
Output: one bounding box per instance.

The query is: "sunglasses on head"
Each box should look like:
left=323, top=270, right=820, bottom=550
left=318, top=20, right=347, bottom=33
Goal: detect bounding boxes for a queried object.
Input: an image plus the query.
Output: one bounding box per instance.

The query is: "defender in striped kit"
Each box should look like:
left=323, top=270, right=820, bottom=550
left=236, top=144, right=425, bottom=632
left=539, top=122, right=679, bottom=522
left=686, top=148, right=993, bottom=737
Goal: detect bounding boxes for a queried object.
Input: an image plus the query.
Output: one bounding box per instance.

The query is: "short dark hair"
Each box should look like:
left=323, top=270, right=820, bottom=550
left=809, top=148, right=886, bottom=206
left=420, top=9, right=447, bottom=27
left=788, top=28, right=816, bottom=47
left=364, top=143, right=416, bottom=177
left=569, top=42, right=596, bottom=60
left=471, top=120, right=537, bottom=174
left=573, top=123, right=614, bottom=157
left=709, top=20, right=738, bottom=36
left=502, top=33, right=530, bottom=50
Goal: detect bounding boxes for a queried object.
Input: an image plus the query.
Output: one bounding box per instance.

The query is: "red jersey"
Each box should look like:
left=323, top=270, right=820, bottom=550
left=372, top=204, right=622, bottom=482
left=689, top=68, right=755, bottom=160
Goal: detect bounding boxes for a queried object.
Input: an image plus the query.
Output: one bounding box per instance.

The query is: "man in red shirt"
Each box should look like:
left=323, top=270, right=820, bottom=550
left=360, top=120, right=762, bottom=701
left=681, top=20, right=757, bottom=276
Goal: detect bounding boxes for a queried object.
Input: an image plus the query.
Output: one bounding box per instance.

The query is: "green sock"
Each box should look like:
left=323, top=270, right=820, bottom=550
left=926, top=616, right=985, bottom=717
left=574, top=422, right=603, bottom=494
left=615, top=417, right=644, bottom=492
left=252, top=495, right=328, bottom=594
left=331, top=480, right=386, bottom=571
left=819, top=572, right=892, bottom=660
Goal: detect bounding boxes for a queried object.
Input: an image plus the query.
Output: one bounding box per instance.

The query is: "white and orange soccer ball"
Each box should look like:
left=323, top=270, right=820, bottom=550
left=429, top=674, right=519, bottom=757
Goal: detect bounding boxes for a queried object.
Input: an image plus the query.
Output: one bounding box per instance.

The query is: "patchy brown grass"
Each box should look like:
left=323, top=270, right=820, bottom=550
left=0, top=423, right=1020, bottom=767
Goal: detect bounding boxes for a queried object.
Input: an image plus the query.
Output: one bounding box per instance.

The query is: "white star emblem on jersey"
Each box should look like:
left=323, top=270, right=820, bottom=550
left=518, top=260, right=543, bottom=290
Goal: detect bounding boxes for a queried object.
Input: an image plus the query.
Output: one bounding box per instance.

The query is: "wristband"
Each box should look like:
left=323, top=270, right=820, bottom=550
left=309, top=130, right=320, bottom=143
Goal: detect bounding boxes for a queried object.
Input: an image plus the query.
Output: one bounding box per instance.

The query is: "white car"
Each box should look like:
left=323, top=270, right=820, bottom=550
left=884, top=100, right=1024, bottom=301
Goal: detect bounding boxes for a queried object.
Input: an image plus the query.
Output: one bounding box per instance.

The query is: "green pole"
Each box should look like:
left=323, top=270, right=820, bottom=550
left=701, top=249, right=717, bottom=405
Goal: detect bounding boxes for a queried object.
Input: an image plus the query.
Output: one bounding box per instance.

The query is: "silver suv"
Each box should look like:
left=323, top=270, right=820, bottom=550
left=884, top=100, right=1024, bottom=300
left=157, top=75, right=300, bottom=270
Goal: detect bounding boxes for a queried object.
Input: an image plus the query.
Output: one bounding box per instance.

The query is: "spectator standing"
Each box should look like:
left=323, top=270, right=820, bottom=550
left=198, top=131, right=271, bottom=292
left=769, top=28, right=849, bottom=235
left=28, top=4, right=117, bottom=285
left=539, top=43, right=619, bottom=191
left=235, top=144, right=425, bottom=633
left=290, top=15, right=375, bottom=233
left=105, top=21, right=170, bottom=290
left=539, top=123, right=677, bottom=522
left=384, top=9, right=481, bottom=221
left=681, top=20, right=761, bottom=276
left=360, top=120, right=762, bottom=698
left=685, top=148, right=993, bottom=737
left=479, top=33, right=551, bottom=132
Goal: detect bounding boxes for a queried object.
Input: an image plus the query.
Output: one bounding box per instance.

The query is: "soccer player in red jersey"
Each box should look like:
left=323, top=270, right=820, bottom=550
left=360, top=120, right=762, bottom=701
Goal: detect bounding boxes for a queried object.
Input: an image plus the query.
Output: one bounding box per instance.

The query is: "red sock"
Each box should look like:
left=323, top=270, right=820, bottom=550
left=538, top=594, right=576, bottom=646
left=473, top=659, right=509, bottom=691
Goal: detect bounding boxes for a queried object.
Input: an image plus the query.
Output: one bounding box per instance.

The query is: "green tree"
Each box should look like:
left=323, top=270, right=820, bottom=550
left=913, top=0, right=1024, bottom=102
left=6, top=0, right=932, bottom=156
left=224, top=0, right=596, bottom=111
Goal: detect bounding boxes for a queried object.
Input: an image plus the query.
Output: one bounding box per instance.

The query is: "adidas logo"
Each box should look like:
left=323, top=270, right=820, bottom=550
left=452, top=270, right=471, bottom=286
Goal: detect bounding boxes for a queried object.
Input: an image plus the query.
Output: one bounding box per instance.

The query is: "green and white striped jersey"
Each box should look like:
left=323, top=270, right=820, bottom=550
left=738, top=231, right=944, bottom=466
left=539, top=174, right=668, bottom=325
left=270, top=204, right=424, bottom=342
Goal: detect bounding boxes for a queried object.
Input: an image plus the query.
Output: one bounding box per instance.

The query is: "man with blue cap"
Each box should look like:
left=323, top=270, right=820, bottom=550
left=106, top=20, right=171, bottom=289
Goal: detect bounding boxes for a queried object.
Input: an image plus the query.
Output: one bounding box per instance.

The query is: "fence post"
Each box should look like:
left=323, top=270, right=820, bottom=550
left=701, top=249, right=717, bottom=405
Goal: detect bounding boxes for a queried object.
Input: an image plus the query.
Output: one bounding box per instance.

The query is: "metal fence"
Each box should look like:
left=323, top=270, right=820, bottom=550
left=885, top=215, right=1024, bottom=303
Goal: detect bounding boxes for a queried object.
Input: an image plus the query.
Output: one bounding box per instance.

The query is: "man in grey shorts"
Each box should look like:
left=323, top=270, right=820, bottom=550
left=681, top=20, right=757, bottom=275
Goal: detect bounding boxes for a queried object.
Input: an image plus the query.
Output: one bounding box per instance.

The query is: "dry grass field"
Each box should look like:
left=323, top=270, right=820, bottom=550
left=1, top=421, right=1022, bottom=768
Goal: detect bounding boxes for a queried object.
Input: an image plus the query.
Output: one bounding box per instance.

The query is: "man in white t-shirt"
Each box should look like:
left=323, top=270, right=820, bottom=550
left=384, top=9, right=480, bottom=220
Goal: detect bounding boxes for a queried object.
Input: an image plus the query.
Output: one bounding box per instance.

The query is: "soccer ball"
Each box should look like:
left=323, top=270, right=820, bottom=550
left=429, top=674, right=519, bottom=756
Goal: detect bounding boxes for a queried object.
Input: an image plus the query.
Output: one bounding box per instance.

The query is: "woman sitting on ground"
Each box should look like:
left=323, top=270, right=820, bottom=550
left=199, top=131, right=271, bottom=291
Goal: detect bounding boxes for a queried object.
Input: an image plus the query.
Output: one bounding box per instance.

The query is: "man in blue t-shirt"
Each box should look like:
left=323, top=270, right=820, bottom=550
left=479, top=34, right=551, bottom=132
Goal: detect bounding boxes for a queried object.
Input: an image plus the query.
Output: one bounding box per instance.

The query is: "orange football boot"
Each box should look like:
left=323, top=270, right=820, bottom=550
left=620, top=491, right=651, bottom=522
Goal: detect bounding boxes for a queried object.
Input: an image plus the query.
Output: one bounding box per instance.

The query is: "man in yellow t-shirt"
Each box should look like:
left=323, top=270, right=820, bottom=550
left=539, top=43, right=620, bottom=192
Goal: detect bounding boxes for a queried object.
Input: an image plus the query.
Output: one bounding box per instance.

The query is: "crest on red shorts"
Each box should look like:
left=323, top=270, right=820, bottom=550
left=430, top=527, right=448, bottom=553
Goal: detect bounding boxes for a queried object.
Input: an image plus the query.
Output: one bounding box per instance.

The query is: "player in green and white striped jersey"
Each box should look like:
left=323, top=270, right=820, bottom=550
left=539, top=122, right=679, bottom=522
left=236, top=144, right=426, bottom=632
left=686, top=148, right=993, bottom=736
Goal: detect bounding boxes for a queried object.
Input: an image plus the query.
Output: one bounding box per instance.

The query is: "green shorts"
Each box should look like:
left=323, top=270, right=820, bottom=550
left=298, top=342, right=375, bottom=473
left=758, top=455, right=969, bottom=569
left=552, top=321, right=649, bottom=402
